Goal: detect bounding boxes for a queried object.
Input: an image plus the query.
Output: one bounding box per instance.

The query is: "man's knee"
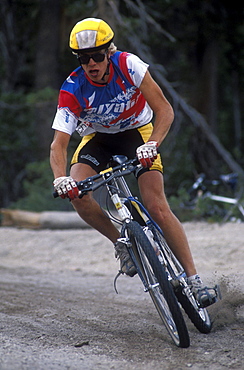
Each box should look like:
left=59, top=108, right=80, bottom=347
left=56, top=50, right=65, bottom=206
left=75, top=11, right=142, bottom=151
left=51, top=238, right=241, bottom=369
left=71, top=194, right=91, bottom=212
left=146, top=201, right=172, bottom=224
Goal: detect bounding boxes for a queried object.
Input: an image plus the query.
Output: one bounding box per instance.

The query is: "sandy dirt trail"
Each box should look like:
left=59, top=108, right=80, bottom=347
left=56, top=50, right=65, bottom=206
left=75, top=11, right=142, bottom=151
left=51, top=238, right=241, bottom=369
left=0, top=222, right=243, bottom=369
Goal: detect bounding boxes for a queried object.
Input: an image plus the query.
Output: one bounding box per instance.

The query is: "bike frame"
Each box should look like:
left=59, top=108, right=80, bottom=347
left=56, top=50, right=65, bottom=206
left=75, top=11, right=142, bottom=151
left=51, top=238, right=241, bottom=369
left=187, top=173, right=244, bottom=220
left=84, top=159, right=193, bottom=298
left=54, top=155, right=214, bottom=346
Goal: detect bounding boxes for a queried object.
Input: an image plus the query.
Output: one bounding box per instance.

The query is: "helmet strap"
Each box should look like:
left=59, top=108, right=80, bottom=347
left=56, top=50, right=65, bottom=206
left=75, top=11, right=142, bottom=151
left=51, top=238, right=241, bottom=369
left=101, top=57, right=110, bottom=82
left=77, top=56, right=83, bottom=67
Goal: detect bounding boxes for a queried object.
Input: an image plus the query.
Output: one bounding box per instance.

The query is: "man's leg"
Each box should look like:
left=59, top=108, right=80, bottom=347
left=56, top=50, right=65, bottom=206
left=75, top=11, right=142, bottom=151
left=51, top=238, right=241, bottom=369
left=138, top=169, right=218, bottom=306
left=70, top=163, right=120, bottom=243
left=138, top=170, right=197, bottom=277
left=70, top=162, right=136, bottom=276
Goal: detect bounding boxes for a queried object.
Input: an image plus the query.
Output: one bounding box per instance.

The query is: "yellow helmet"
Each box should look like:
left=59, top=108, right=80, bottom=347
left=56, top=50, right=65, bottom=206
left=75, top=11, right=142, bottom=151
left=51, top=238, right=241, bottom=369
left=69, top=18, right=114, bottom=53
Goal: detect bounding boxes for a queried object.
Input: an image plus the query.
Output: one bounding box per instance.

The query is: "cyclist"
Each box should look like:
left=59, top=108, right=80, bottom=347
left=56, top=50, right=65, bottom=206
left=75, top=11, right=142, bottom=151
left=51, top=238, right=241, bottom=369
left=50, top=18, right=218, bottom=307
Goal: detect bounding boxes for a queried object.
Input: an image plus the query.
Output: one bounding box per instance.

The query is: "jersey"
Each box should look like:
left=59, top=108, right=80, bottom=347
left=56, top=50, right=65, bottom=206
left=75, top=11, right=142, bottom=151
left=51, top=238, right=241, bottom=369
left=52, top=51, right=153, bottom=136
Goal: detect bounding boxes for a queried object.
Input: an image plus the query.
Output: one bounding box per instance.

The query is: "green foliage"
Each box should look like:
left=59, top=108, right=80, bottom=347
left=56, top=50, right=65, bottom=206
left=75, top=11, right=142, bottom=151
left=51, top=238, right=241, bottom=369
left=169, top=184, right=244, bottom=223
left=161, top=123, right=196, bottom=196
left=168, top=188, right=194, bottom=222
left=0, top=88, right=58, bottom=209
left=0, top=0, right=243, bottom=214
left=10, top=159, right=73, bottom=212
left=26, top=87, right=58, bottom=104
left=0, top=91, right=37, bottom=207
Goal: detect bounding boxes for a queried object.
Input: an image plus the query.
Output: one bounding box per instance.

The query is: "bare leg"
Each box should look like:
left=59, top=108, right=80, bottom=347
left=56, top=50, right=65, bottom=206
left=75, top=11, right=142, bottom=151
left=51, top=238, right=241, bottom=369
left=138, top=171, right=197, bottom=277
left=70, top=163, right=120, bottom=243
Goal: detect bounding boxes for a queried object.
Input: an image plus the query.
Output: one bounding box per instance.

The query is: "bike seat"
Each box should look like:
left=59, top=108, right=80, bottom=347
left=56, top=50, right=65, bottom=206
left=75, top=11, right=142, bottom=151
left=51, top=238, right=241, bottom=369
left=219, top=173, right=238, bottom=190
left=109, top=155, right=128, bottom=166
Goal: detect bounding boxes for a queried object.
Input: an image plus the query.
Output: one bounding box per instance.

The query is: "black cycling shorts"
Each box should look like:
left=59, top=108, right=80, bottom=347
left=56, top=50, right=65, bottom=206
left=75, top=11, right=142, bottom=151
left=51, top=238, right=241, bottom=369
left=71, top=122, right=163, bottom=178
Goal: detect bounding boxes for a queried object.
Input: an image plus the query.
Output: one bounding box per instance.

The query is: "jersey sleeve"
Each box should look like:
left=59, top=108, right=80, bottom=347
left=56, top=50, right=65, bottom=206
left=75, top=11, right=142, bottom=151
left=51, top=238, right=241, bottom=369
left=52, top=108, right=78, bottom=135
left=126, top=54, right=149, bottom=88
left=51, top=89, right=82, bottom=135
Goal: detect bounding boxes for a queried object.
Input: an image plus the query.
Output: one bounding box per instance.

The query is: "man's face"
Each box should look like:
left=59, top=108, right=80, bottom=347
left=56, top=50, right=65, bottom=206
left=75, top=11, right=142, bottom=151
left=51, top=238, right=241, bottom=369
left=80, top=50, right=110, bottom=83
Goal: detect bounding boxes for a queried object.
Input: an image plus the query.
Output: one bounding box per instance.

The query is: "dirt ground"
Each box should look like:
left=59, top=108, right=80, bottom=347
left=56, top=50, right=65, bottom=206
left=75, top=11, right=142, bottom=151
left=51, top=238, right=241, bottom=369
left=0, top=222, right=243, bottom=370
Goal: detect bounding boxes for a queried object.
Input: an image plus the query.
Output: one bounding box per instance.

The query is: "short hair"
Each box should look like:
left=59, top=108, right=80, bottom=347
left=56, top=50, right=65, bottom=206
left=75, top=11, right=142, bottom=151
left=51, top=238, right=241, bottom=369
left=108, top=42, right=117, bottom=55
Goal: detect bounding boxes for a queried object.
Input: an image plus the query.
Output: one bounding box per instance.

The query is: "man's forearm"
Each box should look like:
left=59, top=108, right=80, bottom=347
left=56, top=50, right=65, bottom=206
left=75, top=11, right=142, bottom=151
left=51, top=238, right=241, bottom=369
left=50, top=147, right=68, bottom=179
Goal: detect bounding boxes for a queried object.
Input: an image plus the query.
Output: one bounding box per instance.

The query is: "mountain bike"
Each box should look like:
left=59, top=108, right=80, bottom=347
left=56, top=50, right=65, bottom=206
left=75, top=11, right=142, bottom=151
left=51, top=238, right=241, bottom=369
left=54, top=155, right=217, bottom=348
left=181, top=172, right=244, bottom=222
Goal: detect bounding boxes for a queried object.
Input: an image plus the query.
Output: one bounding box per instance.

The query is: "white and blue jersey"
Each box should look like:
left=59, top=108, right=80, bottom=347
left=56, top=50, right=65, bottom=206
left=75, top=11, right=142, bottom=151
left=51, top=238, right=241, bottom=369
left=52, top=51, right=153, bottom=136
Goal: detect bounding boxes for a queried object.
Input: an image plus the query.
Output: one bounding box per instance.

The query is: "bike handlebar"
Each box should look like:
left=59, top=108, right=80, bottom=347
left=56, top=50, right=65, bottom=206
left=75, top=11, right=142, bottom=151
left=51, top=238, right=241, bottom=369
left=53, top=157, right=140, bottom=198
left=190, top=172, right=238, bottom=192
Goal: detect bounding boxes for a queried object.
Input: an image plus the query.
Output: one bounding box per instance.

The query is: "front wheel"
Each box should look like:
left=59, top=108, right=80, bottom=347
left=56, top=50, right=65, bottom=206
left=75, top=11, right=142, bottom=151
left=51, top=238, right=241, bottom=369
left=121, top=220, right=190, bottom=348
left=149, top=224, right=212, bottom=333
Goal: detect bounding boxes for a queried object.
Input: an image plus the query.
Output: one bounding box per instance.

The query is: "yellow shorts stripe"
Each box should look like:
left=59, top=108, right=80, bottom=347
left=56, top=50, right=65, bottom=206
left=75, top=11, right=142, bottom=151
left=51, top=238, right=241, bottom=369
left=137, top=123, right=163, bottom=173
left=71, top=133, right=96, bottom=165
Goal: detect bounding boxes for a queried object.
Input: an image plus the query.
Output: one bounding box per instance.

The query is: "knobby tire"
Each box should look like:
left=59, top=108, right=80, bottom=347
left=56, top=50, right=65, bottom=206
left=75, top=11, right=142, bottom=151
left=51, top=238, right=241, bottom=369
left=149, top=224, right=212, bottom=334
left=122, top=220, right=190, bottom=348
left=174, top=287, right=212, bottom=333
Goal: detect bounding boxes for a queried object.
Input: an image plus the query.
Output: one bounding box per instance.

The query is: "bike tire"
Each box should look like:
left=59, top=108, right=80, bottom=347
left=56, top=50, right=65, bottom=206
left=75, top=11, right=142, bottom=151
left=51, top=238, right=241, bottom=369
left=149, top=224, right=212, bottom=334
left=174, top=286, right=212, bottom=333
left=122, top=220, right=190, bottom=348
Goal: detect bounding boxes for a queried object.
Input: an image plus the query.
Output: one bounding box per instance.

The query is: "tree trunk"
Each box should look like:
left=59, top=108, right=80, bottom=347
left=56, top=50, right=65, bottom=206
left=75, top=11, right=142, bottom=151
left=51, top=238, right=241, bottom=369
left=107, top=3, right=244, bottom=180
left=0, top=0, right=22, bottom=90
left=152, top=67, right=244, bottom=180
left=192, top=40, right=219, bottom=134
left=35, top=0, right=61, bottom=89
left=232, top=70, right=242, bottom=151
left=34, top=0, right=60, bottom=158
left=97, top=0, right=118, bottom=34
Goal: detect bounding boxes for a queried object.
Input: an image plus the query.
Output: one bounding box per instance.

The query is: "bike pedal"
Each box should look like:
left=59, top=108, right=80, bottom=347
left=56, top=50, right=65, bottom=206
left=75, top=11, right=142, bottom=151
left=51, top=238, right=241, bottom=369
left=116, top=237, right=132, bottom=248
left=198, top=285, right=221, bottom=308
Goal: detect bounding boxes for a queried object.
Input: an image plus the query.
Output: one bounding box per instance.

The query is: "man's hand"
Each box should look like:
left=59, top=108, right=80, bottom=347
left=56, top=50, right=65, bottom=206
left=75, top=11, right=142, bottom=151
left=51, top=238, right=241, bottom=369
left=136, top=141, right=158, bottom=168
left=53, top=176, right=79, bottom=200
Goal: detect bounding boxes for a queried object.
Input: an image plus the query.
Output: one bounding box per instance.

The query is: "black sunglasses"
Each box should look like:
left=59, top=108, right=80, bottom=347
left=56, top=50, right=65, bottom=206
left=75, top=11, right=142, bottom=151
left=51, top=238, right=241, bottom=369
left=78, top=51, right=107, bottom=64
